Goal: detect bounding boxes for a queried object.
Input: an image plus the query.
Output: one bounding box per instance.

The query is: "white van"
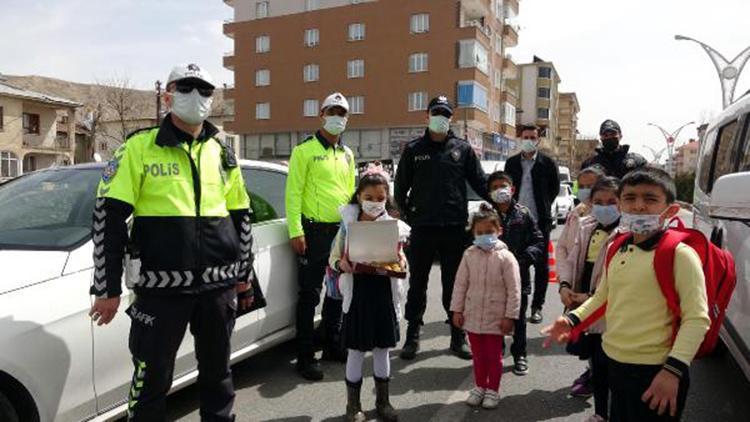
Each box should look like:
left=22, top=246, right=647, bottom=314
left=693, top=94, right=750, bottom=381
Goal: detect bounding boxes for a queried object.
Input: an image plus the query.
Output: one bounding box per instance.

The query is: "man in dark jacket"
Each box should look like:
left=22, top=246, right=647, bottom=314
left=504, top=125, right=560, bottom=325
left=487, top=171, right=545, bottom=375
left=581, top=119, right=647, bottom=179
left=395, top=96, right=489, bottom=361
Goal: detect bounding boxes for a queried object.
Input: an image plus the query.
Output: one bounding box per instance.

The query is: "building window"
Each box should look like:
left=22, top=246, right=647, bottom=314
left=304, top=99, right=319, bottom=117
left=304, top=28, right=319, bottom=47
left=303, top=64, right=320, bottom=82
left=458, top=39, right=489, bottom=75
left=502, top=102, right=516, bottom=126
left=409, top=53, right=428, bottom=73
left=255, top=69, right=270, bottom=86
left=350, top=96, right=365, bottom=114
left=537, top=107, right=550, bottom=119
left=538, top=66, right=552, bottom=78
left=457, top=81, right=489, bottom=112
left=495, top=34, right=502, bottom=53
left=408, top=91, right=428, bottom=112
left=256, top=35, right=270, bottom=53
left=347, top=59, right=365, bottom=78
left=0, top=151, right=19, bottom=178
left=23, top=113, right=40, bottom=134
left=494, top=70, right=502, bottom=88
left=256, top=103, right=271, bottom=120
left=348, top=23, right=365, bottom=41
left=537, top=87, right=550, bottom=98
left=410, top=13, right=429, bottom=34
left=256, top=1, right=269, bottom=18
left=305, top=0, right=319, bottom=11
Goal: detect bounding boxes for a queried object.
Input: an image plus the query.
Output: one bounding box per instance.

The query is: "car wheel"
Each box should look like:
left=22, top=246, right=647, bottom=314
left=0, top=392, right=19, bottom=422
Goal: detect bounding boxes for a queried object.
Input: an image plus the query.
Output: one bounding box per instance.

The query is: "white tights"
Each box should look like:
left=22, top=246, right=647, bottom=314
left=345, top=348, right=390, bottom=382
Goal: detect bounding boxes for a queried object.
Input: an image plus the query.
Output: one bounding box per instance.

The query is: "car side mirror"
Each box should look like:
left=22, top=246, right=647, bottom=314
left=709, top=171, right=750, bottom=221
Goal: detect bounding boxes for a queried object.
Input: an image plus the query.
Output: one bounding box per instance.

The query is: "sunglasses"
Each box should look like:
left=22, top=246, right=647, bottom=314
left=175, top=83, right=214, bottom=98
left=430, top=109, right=453, bottom=119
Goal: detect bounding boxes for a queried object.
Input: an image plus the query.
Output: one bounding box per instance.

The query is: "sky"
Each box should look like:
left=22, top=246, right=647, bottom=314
left=2, top=0, right=749, bottom=158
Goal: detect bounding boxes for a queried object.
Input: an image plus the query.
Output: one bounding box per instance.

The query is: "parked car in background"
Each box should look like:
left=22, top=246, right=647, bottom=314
left=692, top=94, right=750, bottom=382
left=0, top=160, right=303, bottom=422
left=559, top=166, right=572, bottom=185
left=553, top=184, right=576, bottom=223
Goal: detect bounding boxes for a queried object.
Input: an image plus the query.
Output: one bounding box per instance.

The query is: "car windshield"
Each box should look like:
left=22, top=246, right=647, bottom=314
left=0, top=168, right=101, bottom=250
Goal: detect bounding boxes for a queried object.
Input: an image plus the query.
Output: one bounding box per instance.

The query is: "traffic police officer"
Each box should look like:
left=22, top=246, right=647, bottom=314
left=394, top=96, right=489, bottom=361
left=286, top=92, right=357, bottom=381
left=89, top=64, right=257, bottom=421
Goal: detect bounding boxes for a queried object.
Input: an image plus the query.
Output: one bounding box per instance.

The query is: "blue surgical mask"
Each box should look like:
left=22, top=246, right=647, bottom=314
left=576, top=188, right=592, bottom=203
left=620, top=212, right=665, bottom=236
left=473, top=234, right=499, bottom=251
left=592, top=204, right=620, bottom=227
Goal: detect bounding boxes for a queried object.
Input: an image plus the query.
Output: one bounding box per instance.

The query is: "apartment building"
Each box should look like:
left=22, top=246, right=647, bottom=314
left=0, top=78, right=80, bottom=180
left=222, top=0, right=521, bottom=161
left=556, top=92, right=579, bottom=168
left=517, top=56, right=560, bottom=153
left=673, top=138, right=700, bottom=175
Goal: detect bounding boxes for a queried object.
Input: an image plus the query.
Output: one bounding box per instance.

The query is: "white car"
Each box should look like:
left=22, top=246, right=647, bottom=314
left=552, top=184, right=576, bottom=224
left=692, top=94, right=750, bottom=382
left=467, top=160, right=506, bottom=217
left=0, top=160, right=302, bottom=422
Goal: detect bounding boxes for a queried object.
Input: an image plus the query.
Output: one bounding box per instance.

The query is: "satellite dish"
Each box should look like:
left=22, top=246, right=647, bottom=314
left=93, top=153, right=103, bottom=163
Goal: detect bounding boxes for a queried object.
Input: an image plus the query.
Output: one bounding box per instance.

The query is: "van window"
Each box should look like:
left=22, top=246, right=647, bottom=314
left=711, top=120, right=740, bottom=188
left=740, top=118, right=750, bottom=172
left=697, top=129, right=717, bottom=192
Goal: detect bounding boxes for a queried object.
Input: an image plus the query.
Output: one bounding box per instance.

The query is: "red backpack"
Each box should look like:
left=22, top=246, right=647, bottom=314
left=570, top=217, right=736, bottom=358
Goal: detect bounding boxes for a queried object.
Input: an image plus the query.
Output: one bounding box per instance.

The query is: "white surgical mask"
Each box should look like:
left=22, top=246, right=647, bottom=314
left=620, top=212, right=664, bottom=236
left=429, top=115, right=451, bottom=134
left=521, top=139, right=538, bottom=154
left=361, top=200, right=386, bottom=217
left=324, top=115, right=348, bottom=136
left=171, top=90, right=212, bottom=125
left=491, top=187, right=513, bottom=204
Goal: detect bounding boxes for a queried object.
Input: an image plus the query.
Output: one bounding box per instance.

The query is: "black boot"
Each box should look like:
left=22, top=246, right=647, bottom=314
left=450, top=326, right=472, bottom=360
left=374, top=377, right=399, bottom=422
left=345, top=379, right=366, bottom=422
left=399, top=323, right=420, bottom=360
left=296, top=357, right=324, bottom=381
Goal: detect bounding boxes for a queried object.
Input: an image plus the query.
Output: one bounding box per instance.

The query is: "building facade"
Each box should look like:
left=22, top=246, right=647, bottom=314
left=0, top=79, right=80, bottom=180
left=223, top=0, right=521, bottom=161
left=572, top=137, right=599, bottom=173
left=556, top=92, right=579, bottom=168
left=517, top=56, right=560, bottom=153
left=673, top=138, right=700, bottom=176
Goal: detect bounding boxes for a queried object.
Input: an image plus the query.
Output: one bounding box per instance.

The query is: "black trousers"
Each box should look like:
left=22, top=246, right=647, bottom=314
left=532, top=228, right=551, bottom=310
left=511, top=263, right=531, bottom=358
left=590, top=334, right=609, bottom=419
left=404, top=226, right=466, bottom=326
left=295, top=222, right=342, bottom=361
left=126, top=287, right=237, bottom=422
left=608, top=357, right=690, bottom=422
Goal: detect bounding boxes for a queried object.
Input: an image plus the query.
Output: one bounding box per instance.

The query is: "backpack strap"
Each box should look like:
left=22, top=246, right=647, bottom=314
left=654, top=229, right=694, bottom=341
left=569, top=232, right=631, bottom=342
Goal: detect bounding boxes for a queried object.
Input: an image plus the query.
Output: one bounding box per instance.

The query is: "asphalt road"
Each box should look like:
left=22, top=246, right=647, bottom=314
left=163, top=212, right=750, bottom=421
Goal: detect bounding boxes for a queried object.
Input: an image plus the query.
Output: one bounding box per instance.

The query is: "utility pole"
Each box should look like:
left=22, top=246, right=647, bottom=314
left=155, top=80, right=162, bottom=125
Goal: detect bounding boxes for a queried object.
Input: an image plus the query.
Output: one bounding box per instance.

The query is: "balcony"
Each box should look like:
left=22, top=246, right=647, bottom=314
left=462, top=0, right=491, bottom=20
left=462, top=18, right=493, bottom=39
left=501, top=90, right=517, bottom=106
left=503, top=20, right=519, bottom=47
left=223, top=19, right=235, bottom=39
left=502, top=55, right=518, bottom=79
left=223, top=54, right=235, bottom=71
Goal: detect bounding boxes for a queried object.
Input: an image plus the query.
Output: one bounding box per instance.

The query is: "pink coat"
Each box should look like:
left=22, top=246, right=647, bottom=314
left=450, top=242, right=521, bottom=335
left=556, top=203, right=590, bottom=268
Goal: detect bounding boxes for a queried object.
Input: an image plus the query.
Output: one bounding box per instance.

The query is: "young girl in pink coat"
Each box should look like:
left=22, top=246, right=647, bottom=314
left=450, top=203, right=521, bottom=409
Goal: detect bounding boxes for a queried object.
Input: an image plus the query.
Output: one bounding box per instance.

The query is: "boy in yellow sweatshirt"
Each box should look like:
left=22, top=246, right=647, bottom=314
left=544, top=167, right=710, bottom=422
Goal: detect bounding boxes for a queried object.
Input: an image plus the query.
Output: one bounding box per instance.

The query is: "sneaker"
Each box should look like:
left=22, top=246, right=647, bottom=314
left=482, top=390, right=500, bottom=409
left=513, top=356, right=529, bottom=376
left=296, top=358, right=324, bottom=381
left=571, top=379, right=594, bottom=398
left=573, top=368, right=592, bottom=387
left=583, top=415, right=606, bottom=422
left=528, top=308, right=543, bottom=324
left=466, top=387, right=485, bottom=407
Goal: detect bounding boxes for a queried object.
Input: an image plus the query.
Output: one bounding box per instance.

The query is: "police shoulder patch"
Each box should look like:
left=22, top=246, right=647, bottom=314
left=101, top=159, right=120, bottom=183
left=624, top=158, right=636, bottom=169
left=451, top=149, right=462, bottom=162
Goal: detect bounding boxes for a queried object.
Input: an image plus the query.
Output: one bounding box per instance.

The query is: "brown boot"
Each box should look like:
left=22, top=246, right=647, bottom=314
left=374, top=377, right=398, bottom=422
left=345, top=379, right=366, bottom=422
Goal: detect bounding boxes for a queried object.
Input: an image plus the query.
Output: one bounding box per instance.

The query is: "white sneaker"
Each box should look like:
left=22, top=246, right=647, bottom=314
left=482, top=390, right=500, bottom=409
left=583, top=415, right=606, bottom=422
left=466, top=387, right=485, bottom=407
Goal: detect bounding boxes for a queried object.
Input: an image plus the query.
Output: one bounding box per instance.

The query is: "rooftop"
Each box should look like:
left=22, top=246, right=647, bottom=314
left=0, top=79, right=81, bottom=108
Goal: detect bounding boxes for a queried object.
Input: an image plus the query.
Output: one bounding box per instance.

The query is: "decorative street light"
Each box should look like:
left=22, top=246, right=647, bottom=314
left=647, top=121, right=695, bottom=176
left=675, top=35, right=750, bottom=109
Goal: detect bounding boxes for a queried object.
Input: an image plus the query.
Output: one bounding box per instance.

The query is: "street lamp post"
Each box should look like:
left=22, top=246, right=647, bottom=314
left=675, top=35, right=750, bottom=109
left=647, top=121, right=695, bottom=176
